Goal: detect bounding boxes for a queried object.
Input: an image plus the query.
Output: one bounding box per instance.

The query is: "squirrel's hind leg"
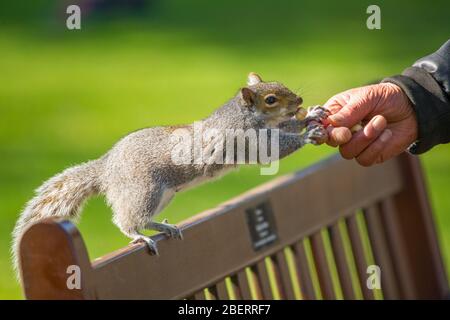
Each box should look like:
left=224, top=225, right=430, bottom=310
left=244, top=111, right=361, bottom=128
left=141, top=188, right=183, bottom=240
left=109, top=183, right=176, bottom=255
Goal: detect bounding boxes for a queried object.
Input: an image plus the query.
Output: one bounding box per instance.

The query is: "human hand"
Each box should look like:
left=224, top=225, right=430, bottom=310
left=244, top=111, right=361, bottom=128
left=323, top=83, right=418, bottom=166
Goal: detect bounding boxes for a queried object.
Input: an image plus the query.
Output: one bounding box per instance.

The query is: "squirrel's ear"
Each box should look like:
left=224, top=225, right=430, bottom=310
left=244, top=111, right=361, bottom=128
left=240, top=87, right=255, bottom=106
left=247, top=72, right=263, bottom=86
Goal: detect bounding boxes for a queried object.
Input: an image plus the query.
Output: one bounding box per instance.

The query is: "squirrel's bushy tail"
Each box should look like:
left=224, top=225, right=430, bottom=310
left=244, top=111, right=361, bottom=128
left=12, top=159, right=103, bottom=276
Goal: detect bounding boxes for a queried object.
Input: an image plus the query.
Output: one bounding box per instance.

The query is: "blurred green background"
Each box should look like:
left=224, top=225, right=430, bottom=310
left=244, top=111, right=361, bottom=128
left=0, top=0, right=449, bottom=299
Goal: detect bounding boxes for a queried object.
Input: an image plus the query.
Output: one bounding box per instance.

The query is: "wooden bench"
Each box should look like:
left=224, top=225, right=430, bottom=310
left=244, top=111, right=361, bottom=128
left=19, top=153, right=449, bottom=299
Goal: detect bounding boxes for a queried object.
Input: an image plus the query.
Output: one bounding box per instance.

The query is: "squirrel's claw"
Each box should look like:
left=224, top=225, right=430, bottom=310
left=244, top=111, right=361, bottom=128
left=130, top=235, right=159, bottom=256
left=164, top=225, right=183, bottom=240
left=149, top=220, right=184, bottom=240
left=164, top=223, right=183, bottom=240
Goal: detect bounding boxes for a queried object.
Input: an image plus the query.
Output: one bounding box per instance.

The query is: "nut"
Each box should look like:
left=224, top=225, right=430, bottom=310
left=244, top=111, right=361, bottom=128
left=350, top=123, right=363, bottom=133
left=295, top=107, right=308, bottom=121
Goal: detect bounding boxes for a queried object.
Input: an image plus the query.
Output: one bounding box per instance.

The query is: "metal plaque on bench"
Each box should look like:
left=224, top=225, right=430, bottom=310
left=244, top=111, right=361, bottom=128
left=245, top=201, right=278, bottom=251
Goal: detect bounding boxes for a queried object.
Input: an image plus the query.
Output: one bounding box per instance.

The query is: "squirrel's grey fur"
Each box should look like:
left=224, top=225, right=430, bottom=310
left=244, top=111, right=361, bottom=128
left=12, top=73, right=327, bottom=275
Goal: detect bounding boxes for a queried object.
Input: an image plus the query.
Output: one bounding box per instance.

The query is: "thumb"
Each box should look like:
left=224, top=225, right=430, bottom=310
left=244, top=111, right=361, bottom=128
left=328, top=97, right=372, bottom=128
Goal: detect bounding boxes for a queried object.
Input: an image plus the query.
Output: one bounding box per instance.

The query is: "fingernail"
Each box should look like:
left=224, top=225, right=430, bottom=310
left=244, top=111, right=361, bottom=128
left=380, top=129, right=392, bottom=142
left=372, top=116, right=385, bottom=131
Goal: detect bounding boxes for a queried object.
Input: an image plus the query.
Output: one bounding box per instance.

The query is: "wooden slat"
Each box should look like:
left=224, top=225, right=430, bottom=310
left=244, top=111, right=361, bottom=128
left=229, top=275, right=242, bottom=300
left=208, top=286, right=218, bottom=300
left=292, top=242, right=316, bottom=300
left=255, top=260, right=274, bottom=299
left=346, top=215, right=375, bottom=300
left=215, top=280, right=229, bottom=299
left=268, top=255, right=286, bottom=299
left=310, top=232, right=335, bottom=299
left=329, top=223, right=356, bottom=299
left=236, top=270, right=253, bottom=299
left=275, top=251, right=296, bottom=299
left=247, top=266, right=263, bottom=299
left=363, top=205, right=400, bottom=299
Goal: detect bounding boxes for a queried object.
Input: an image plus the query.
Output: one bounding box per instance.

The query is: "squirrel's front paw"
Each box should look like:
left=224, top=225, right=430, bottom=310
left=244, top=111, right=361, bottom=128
left=303, top=124, right=328, bottom=145
left=306, top=105, right=330, bottom=123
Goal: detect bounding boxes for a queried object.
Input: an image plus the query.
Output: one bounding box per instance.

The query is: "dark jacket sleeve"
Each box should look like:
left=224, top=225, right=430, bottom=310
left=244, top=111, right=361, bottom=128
left=381, top=39, right=450, bottom=154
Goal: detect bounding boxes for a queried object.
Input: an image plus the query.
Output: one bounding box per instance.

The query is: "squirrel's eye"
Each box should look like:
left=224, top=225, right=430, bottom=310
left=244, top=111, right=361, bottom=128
left=264, top=95, right=277, bottom=105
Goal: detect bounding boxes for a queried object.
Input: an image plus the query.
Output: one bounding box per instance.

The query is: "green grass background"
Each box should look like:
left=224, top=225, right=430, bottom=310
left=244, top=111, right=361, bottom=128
left=0, top=0, right=449, bottom=299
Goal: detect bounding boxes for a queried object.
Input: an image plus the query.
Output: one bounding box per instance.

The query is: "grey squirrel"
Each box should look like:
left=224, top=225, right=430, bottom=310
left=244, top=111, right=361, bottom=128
left=12, top=72, right=328, bottom=272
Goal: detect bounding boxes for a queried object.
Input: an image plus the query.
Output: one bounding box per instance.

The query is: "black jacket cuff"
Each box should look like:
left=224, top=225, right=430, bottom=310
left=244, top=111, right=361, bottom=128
left=382, top=67, right=450, bottom=154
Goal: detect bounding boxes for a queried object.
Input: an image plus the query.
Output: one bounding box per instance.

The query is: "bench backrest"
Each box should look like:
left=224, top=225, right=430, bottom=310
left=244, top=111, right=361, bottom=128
left=19, top=153, right=449, bottom=299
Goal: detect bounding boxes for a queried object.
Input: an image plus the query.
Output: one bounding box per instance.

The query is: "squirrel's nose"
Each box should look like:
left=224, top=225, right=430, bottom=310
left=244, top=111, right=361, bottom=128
left=296, top=97, right=303, bottom=105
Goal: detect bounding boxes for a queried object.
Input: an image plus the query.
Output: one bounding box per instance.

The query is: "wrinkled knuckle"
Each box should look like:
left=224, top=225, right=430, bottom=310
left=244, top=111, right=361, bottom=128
left=366, top=87, right=379, bottom=100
